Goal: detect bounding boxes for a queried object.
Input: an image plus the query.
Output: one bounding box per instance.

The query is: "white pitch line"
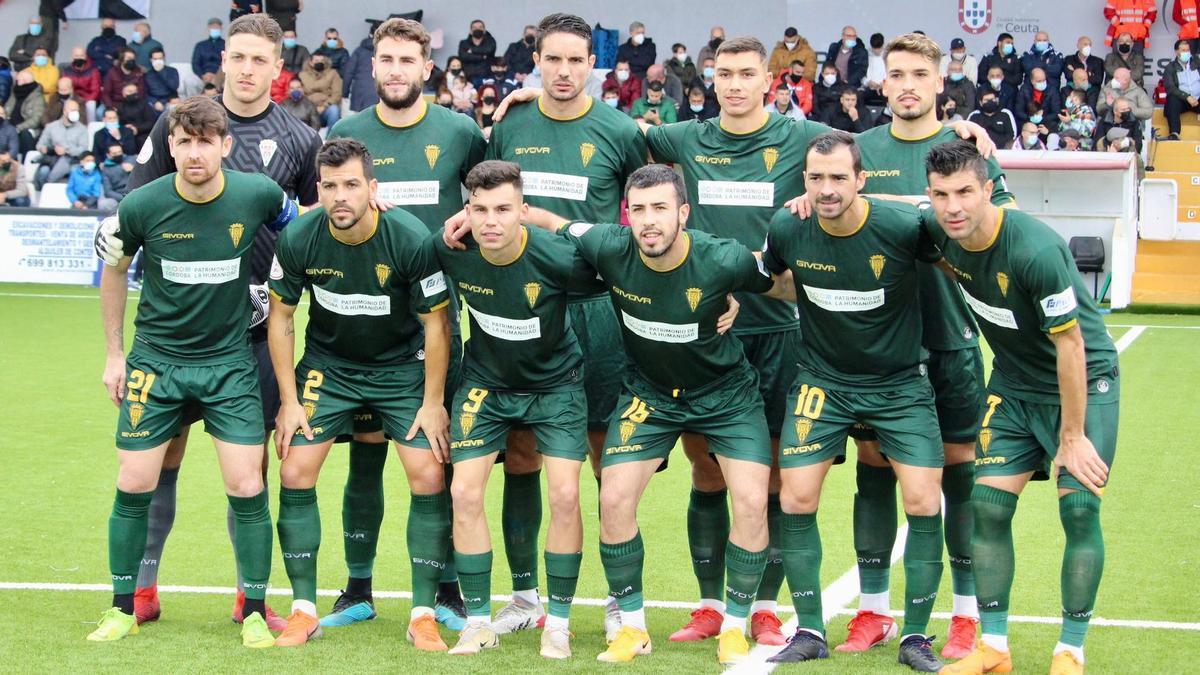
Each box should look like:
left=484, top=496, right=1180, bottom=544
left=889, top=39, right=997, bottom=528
left=1107, top=323, right=1200, bottom=330
left=1113, top=325, right=1147, bottom=352
left=0, top=292, right=135, bottom=300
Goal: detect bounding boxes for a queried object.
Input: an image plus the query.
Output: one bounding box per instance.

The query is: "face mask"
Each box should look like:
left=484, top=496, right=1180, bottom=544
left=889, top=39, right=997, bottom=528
left=123, top=59, right=135, bottom=70
left=105, top=121, right=119, bottom=130
left=616, top=69, right=629, bottom=82
left=29, top=24, right=42, bottom=36
left=524, top=35, right=535, bottom=46
left=469, top=29, right=484, bottom=40
left=33, top=55, right=48, bottom=67
left=1075, top=81, right=1090, bottom=90
left=790, top=73, right=802, bottom=83
left=1066, top=99, right=1078, bottom=110
left=283, top=38, right=297, bottom=49
left=83, top=161, right=96, bottom=172
left=152, top=59, right=164, bottom=71
left=982, top=99, right=999, bottom=112
left=690, top=103, right=704, bottom=112
left=209, top=28, right=222, bottom=40
left=604, top=97, right=620, bottom=108
left=66, top=110, right=81, bottom=124
left=102, top=27, right=116, bottom=38
left=709, top=38, right=723, bottom=50
left=449, top=67, right=461, bottom=76
left=785, top=41, right=797, bottom=50
left=73, top=58, right=86, bottom=68
left=492, top=70, right=505, bottom=77
left=131, top=32, right=143, bottom=44
left=1033, top=80, right=1046, bottom=92
left=1182, top=52, right=1193, bottom=64
left=1035, top=41, right=1049, bottom=52
left=1001, top=43, right=1014, bottom=55
left=843, top=38, right=857, bottom=49
left=703, top=67, right=715, bottom=78
left=945, top=107, right=956, bottom=116
left=675, top=53, right=687, bottom=62
left=952, top=51, right=965, bottom=61
left=1030, top=113, right=1043, bottom=124
left=124, top=93, right=139, bottom=103
left=313, top=62, right=327, bottom=72
left=822, top=74, right=837, bottom=86
left=1081, top=45, right=1092, bottom=58
left=1023, top=135, right=1038, bottom=147
left=1118, top=43, right=1131, bottom=54
left=989, top=77, right=1003, bottom=89
left=482, top=95, right=496, bottom=104
left=325, top=38, right=338, bottom=49
left=950, top=72, right=964, bottom=82
left=289, top=89, right=302, bottom=100
left=632, top=33, right=645, bottom=46
left=1111, top=79, right=1124, bottom=90
left=105, top=156, right=119, bottom=165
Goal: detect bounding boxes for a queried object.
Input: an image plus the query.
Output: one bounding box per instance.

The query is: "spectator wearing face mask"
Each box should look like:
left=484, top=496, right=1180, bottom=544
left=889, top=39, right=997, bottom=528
left=698, top=26, right=725, bottom=65
left=631, top=80, right=676, bottom=125
left=192, top=18, right=225, bottom=84
left=765, top=82, right=806, bottom=121
left=479, top=58, right=519, bottom=99
left=1096, top=96, right=1143, bottom=151
left=145, top=48, right=180, bottom=112
left=1020, top=31, right=1065, bottom=89
left=641, top=63, right=683, bottom=106
left=1162, top=39, right=1200, bottom=140
left=299, top=53, right=342, bottom=129
left=93, top=107, right=136, bottom=158
left=980, top=65, right=1017, bottom=112
left=476, top=84, right=499, bottom=133
left=1104, top=0, right=1156, bottom=52
left=342, top=31, right=377, bottom=112
left=862, top=32, right=888, bottom=106
left=67, top=152, right=106, bottom=209
left=666, top=44, right=697, bottom=90
left=281, top=30, right=311, bottom=75
left=604, top=59, right=642, bottom=111
left=314, top=29, right=349, bottom=76
left=87, top=18, right=125, bottom=78
left=1105, top=33, right=1145, bottom=87
left=449, top=69, right=477, bottom=115
left=9, top=17, right=54, bottom=72
left=43, top=77, right=76, bottom=127
left=6, top=70, right=45, bottom=155
left=1058, top=90, right=1098, bottom=149
left=115, top=83, right=155, bottom=149
left=826, top=26, right=868, bottom=88
left=812, top=62, right=846, bottom=121
left=1097, top=67, right=1152, bottom=119
left=102, top=48, right=145, bottom=110
left=1012, top=121, right=1047, bottom=150
left=943, top=60, right=977, bottom=115
left=978, top=33, right=1022, bottom=89
left=1064, top=36, right=1105, bottom=90
left=459, top=19, right=497, bottom=84
left=129, top=23, right=163, bottom=70
left=1062, top=66, right=1100, bottom=111
left=699, top=57, right=716, bottom=95
left=1015, top=67, right=1062, bottom=127
left=99, top=143, right=131, bottom=210
left=504, top=25, right=537, bottom=77
left=617, top=21, right=657, bottom=79
left=62, top=47, right=101, bottom=122
left=938, top=96, right=964, bottom=123
left=939, top=38, right=979, bottom=84
left=821, top=86, right=868, bottom=132
left=1022, top=101, right=1059, bottom=145
left=35, top=98, right=87, bottom=187
left=30, top=48, right=60, bottom=103
left=680, top=83, right=719, bottom=121
left=772, top=60, right=814, bottom=116
left=968, top=90, right=1018, bottom=149
left=280, top=77, right=319, bottom=130
left=769, top=26, right=816, bottom=82
left=0, top=146, right=30, bottom=206
left=601, top=82, right=622, bottom=109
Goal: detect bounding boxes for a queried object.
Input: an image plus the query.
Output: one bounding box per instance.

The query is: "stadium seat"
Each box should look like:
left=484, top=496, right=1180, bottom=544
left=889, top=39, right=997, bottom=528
left=1069, top=236, right=1105, bottom=300
left=38, top=183, right=71, bottom=209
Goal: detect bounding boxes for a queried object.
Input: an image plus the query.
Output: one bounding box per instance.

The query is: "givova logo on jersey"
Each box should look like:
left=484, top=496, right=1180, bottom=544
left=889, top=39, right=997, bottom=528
left=959, top=0, right=992, bottom=34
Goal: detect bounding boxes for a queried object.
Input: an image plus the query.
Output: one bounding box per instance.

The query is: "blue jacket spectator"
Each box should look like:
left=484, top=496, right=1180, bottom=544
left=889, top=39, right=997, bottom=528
left=1014, top=73, right=1063, bottom=127
left=66, top=159, right=102, bottom=205
left=0, top=61, right=11, bottom=105
left=191, top=25, right=225, bottom=81
left=129, top=25, right=164, bottom=70
left=977, top=34, right=1023, bottom=89
left=616, top=22, right=657, bottom=79
left=93, top=113, right=138, bottom=159
left=978, top=71, right=1017, bottom=112
left=87, top=19, right=126, bottom=76
left=313, top=31, right=349, bottom=76
left=145, top=59, right=180, bottom=107
left=342, top=37, right=377, bottom=112
left=825, top=34, right=869, bottom=87
left=1020, top=32, right=1066, bottom=89
left=0, top=113, right=19, bottom=158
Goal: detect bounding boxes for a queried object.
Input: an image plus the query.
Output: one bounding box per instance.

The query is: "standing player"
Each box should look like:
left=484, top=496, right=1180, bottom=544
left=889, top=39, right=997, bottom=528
left=325, top=16, right=486, bottom=631
left=266, top=138, right=453, bottom=651
left=919, top=141, right=1117, bottom=675
left=481, top=13, right=647, bottom=636
left=96, top=13, right=321, bottom=630
left=435, top=161, right=599, bottom=659
left=840, top=33, right=1015, bottom=658
left=760, top=131, right=947, bottom=672
left=89, top=96, right=297, bottom=647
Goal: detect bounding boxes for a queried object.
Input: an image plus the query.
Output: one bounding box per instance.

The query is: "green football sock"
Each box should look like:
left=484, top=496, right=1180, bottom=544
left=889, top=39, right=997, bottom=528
left=454, top=550, right=492, bottom=618
left=755, top=493, right=785, bottom=604
left=343, top=440, right=387, bottom=579
left=1059, top=491, right=1104, bottom=648
left=137, top=467, right=178, bottom=588
left=943, top=461, right=976, bottom=597
left=854, top=463, right=898, bottom=595
left=227, top=490, right=273, bottom=601
left=901, top=512, right=944, bottom=636
left=408, top=491, right=450, bottom=609
left=109, top=489, right=154, bottom=596
left=780, top=511, right=824, bottom=635
left=545, top=551, right=583, bottom=619
left=439, top=464, right=458, bottom=584
left=686, top=488, right=729, bottom=601
left=972, top=484, right=1019, bottom=637
left=725, top=541, right=767, bottom=619
left=600, top=532, right=645, bottom=612
left=502, top=470, right=541, bottom=592
left=277, top=486, right=320, bottom=603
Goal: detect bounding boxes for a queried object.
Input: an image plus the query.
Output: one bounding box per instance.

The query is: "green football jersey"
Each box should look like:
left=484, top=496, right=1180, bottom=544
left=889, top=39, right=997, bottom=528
left=856, top=123, right=1016, bottom=351
left=433, top=225, right=602, bottom=391
left=921, top=208, right=1118, bottom=404
left=116, top=170, right=288, bottom=364
left=328, top=101, right=486, bottom=234
left=763, top=197, right=941, bottom=391
left=563, top=223, right=773, bottom=393
left=646, top=114, right=831, bottom=335
left=270, top=207, right=450, bottom=370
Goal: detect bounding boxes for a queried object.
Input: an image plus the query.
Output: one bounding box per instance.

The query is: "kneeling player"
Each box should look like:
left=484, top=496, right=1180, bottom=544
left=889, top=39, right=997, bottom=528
left=922, top=142, right=1118, bottom=675
left=434, top=161, right=600, bottom=658
left=90, top=96, right=296, bottom=647
left=267, top=138, right=453, bottom=651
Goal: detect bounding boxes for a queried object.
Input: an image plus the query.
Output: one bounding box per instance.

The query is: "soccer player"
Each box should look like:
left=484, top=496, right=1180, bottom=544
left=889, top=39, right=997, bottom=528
left=919, top=141, right=1117, bottom=675
left=325, top=16, right=486, bottom=631
left=841, top=33, right=1016, bottom=658
left=434, top=161, right=600, bottom=658
left=267, top=138, right=453, bottom=651
left=760, top=131, right=947, bottom=672
left=89, top=96, right=297, bottom=647
left=480, top=13, right=647, bottom=636
left=97, top=13, right=320, bottom=630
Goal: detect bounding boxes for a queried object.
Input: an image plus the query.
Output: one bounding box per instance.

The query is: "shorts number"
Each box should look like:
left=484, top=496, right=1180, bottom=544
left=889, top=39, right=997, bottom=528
left=302, top=370, right=324, bottom=401
left=981, top=394, right=1002, bottom=428
left=620, top=396, right=653, bottom=423
left=462, top=387, right=489, bottom=413
left=792, top=384, right=826, bottom=419
left=127, top=369, right=156, bottom=403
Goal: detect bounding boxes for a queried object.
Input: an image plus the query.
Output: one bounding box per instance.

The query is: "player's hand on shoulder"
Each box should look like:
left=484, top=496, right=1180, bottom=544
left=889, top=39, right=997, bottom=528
left=102, top=354, right=126, bottom=407
left=442, top=207, right=470, bottom=250
left=492, top=87, right=541, bottom=123
left=785, top=193, right=813, bottom=219
left=273, top=401, right=313, bottom=461
left=95, top=215, right=124, bottom=266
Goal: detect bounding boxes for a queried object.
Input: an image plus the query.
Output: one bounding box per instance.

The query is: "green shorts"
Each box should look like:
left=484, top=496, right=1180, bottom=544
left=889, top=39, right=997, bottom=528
left=602, top=365, right=772, bottom=468
left=734, top=328, right=800, bottom=438
left=569, top=295, right=625, bottom=430
left=929, top=347, right=986, bottom=444
left=449, top=386, right=588, bottom=463
left=288, top=359, right=430, bottom=449
left=115, top=351, right=264, bottom=450
left=779, top=371, right=943, bottom=469
left=975, top=376, right=1120, bottom=493
left=337, top=338, right=463, bottom=440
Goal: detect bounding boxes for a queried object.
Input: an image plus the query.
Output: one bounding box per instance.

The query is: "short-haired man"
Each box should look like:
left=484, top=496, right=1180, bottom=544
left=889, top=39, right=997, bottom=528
left=89, top=95, right=297, bottom=647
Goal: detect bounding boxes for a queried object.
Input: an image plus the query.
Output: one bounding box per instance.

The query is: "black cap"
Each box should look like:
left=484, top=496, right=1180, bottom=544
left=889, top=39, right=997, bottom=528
left=950, top=38, right=965, bottom=50
left=648, top=80, right=664, bottom=92
left=784, top=27, right=798, bottom=38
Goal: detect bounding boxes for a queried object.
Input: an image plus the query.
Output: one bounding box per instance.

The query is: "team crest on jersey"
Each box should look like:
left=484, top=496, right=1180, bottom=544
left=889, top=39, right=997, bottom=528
left=580, top=142, right=596, bottom=168
left=524, top=282, right=542, bottom=308
left=259, top=139, right=278, bottom=166
left=128, top=403, right=144, bottom=430
left=869, top=254, right=886, bottom=280
left=375, top=264, right=391, bottom=288
left=1096, top=379, right=1110, bottom=394
left=996, top=272, right=1009, bottom=297
left=425, top=144, right=440, bottom=169
left=762, top=147, right=779, bottom=173
left=303, top=401, right=317, bottom=421
left=460, top=411, right=476, bottom=437
left=794, top=418, right=812, bottom=444
left=619, top=420, right=637, bottom=444
left=958, top=0, right=992, bottom=34
left=978, top=428, right=992, bottom=454
left=229, top=223, right=245, bottom=247
left=686, top=287, right=703, bottom=312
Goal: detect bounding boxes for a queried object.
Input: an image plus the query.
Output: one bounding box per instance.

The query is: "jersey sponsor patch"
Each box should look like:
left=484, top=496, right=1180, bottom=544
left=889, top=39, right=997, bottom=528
left=467, top=304, right=542, bottom=341
left=1040, top=287, right=1077, bottom=317
left=522, top=171, right=589, bottom=201
left=620, top=310, right=699, bottom=343
left=697, top=180, right=775, bottom=207
left=960, top=286, right=1018, bottom=329
left=421, top=271, right=447, bottom=297
left=801, top=285, right=885, bottom=312
left=160, top=258, right=241, bottom=285
left=312, top=285, right=391, bottom=316
left=376, top=180, right=440, bottom=205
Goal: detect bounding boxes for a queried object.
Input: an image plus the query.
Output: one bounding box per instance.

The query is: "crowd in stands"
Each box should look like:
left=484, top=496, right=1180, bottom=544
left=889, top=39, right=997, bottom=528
left=3, top=1, right=1199, bottom=210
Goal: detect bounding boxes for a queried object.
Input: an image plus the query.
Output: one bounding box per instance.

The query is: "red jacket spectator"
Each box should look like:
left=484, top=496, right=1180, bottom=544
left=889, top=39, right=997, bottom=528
left=271, top=69, right=295, bottom=104
left=603, top=71, right=643, bottom=111
left=1175, top=0, right=1200, bottom=40
left=101, top=63, right=145, bottom=109
left=771, top=72, right=813, bottom=115
left=63, top=58, right=102, bottom=103
left=1104, top=0, right=1157, bottom=46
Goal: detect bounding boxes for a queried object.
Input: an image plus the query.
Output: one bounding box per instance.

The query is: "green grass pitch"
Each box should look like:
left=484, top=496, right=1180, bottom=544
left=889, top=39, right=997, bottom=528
left=1, top=283, right=1197, bottom=672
